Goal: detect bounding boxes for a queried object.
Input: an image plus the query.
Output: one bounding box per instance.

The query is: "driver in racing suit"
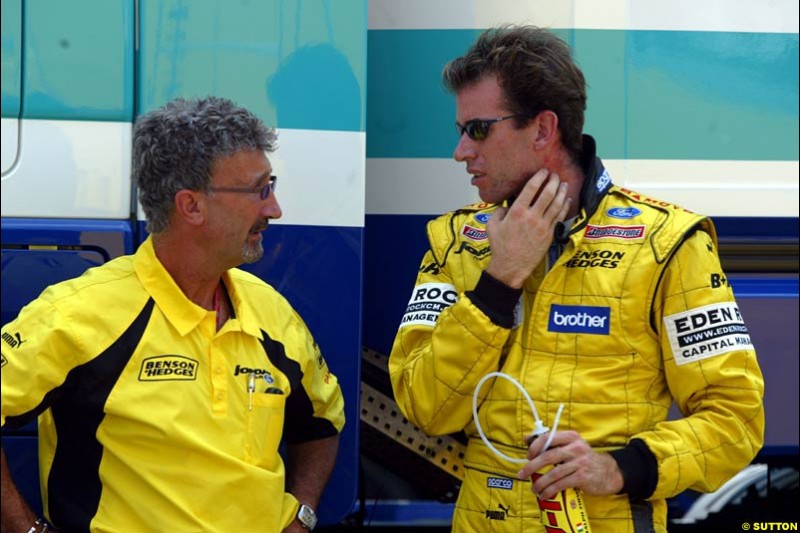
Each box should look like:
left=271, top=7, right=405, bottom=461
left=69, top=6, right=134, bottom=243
left=389, top=25, right=764, bottom=533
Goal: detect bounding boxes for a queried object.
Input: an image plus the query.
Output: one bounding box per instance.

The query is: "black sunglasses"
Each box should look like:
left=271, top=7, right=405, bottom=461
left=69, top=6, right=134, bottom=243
left=209, top=175, right=278, bottom=201
left=455, top=114, right=527, bottom=141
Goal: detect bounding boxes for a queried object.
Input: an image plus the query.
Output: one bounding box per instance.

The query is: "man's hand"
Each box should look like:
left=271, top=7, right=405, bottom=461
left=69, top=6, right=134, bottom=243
left=516, top=430, right=624, bottom=500
left=485, top=168, right=570, bottom=288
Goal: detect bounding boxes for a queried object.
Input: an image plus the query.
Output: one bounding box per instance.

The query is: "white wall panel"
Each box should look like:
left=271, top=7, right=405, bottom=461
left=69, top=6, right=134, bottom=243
left=369, top=0, right=798, bottom=32
left=367, top=158, right=799, bottom=217
left=1, top=119, right=131, bottom=218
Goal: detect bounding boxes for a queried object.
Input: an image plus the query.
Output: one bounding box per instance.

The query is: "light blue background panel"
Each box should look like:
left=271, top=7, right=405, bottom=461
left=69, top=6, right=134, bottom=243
left=21, top=0, right=134, bottom=121
left=1, top=0, right=22, bottom=118
left=367, top=29, right=799, bottom=161
left=137, top=0, right=366, bottom=132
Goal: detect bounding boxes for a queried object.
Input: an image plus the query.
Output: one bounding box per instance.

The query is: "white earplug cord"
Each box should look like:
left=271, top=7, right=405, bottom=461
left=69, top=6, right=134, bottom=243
left=472, top=371, right=564, bottom=463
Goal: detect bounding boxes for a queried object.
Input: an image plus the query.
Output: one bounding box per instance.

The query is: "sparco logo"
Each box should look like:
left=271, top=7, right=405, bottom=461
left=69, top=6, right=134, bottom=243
left=596, top=169, right=611, bottom=192
left=139, top=355, right=198, bottom=381
left=584, top=225, right=645, bottom=240
left=564, top=250, right=625, bottom=269
left=487, top=477, right=513, bottom=490
left=548, top=305, right=611, bottom=335
left=2, top=331, right=26, bottom=349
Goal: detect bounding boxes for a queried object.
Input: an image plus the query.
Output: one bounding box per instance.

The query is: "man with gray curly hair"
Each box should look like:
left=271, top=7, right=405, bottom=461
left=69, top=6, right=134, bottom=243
left=1, top=96, right=345, bottom=532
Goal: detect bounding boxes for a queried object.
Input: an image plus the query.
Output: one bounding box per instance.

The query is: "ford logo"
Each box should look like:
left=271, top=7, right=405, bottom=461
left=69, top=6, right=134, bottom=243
left=607, top=207, right=641, bottom=219
left=475, top=213, right=491, bottom=224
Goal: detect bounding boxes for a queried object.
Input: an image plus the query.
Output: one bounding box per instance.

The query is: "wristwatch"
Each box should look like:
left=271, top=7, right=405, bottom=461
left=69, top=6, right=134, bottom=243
left=296, top=503, right=317, bottom=530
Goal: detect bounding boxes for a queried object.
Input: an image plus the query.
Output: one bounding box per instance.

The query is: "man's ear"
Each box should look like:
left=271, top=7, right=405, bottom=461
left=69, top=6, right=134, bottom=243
left=532, top=110, right=560, bottom=149
left=174, top=189, right=205, bottom=226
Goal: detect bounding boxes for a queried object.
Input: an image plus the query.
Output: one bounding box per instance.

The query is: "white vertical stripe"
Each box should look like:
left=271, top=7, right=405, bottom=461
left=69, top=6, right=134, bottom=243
left=366, top=158, right=480, bottom=215
left=136, top=129, right=366, bottom=228
left=366, top=158, right=799, bottom=217
left=269, top=129, right=365, bottom=227
left=0, top=118, right=19, bottom=175
left=368, top=0, right=798, bottom=33
left=369, top=0, right=575, bottom=30
left=1, top=119, right=131, bottom=218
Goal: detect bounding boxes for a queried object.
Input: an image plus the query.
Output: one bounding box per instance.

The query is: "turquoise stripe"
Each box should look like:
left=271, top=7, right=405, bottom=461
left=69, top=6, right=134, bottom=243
left=366, top=30, right=478, bottom=158
left=622, top=30, right=798, bottom=160
left=1, top=0, right=21, bottom=118
left=137, top=0, right=366, bottom=132
left=367, top=29, right=799, bottom=160
left=22, top=0, right=134, bottom=122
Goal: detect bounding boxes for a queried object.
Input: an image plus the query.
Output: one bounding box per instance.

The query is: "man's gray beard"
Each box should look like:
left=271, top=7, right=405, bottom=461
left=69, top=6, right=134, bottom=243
left=242, top=241, right=264, bottom=264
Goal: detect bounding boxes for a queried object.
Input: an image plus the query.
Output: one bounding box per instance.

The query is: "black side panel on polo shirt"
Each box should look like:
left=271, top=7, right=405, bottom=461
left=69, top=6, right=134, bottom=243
left=259, top=330, right=338, bottom=444
left=48, top=298, right=155, bottom=532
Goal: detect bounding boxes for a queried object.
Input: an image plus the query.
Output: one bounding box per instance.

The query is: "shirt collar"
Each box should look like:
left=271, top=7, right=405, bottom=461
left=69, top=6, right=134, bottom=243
left=133, top=237, right=261, bottom=338
left=134, top=237, right=208, bottom=336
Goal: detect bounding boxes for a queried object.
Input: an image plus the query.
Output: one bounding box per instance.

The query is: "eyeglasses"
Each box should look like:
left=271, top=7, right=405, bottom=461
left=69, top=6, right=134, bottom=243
left=455, top=115, right=527, bottom=141
left=208, top=175, right=277, bottom=200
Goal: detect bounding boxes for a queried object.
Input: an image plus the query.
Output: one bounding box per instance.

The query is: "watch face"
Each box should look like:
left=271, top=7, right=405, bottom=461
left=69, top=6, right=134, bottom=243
left=298, top=504, right=317, bottom=530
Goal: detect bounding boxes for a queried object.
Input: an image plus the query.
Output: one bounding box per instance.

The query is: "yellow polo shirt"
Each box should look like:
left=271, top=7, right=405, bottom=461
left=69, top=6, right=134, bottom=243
left=1, top=237, right=345, bottom=532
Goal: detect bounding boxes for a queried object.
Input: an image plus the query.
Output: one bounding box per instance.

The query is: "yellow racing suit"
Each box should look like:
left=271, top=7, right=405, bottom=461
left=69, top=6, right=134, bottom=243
left=389, top=137, right=765, bottom=532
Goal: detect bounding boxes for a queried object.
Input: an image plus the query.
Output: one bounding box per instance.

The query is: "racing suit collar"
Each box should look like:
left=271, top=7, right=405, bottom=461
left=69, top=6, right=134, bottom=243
left=555, top=134, right=613, bottom=243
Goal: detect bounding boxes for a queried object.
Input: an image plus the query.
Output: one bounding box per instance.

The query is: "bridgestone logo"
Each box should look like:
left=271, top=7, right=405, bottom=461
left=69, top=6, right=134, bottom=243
left=399, top=282, right=458, bottom=328
left=584, top=224, right=645, bottom=240
left=664, top=302, right=753, bottom=365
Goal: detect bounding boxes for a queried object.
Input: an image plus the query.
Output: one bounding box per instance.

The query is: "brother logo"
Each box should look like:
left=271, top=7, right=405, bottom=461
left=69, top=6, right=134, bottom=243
left=548, top=304, right=611, bottom=335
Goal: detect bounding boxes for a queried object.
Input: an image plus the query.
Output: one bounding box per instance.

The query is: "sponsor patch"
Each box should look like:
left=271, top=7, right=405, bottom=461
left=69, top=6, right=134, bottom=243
left=710, top=273, right=729, bottom=288
left=139, top=355, right=199, bottom=381
left=548, top=305, right=610, bottom=335
left=618, top=188, right=693, bottom=213
left=475, top=213, right=491, bottom=224
left=399, top=282, right=458, bottom=328
left=584, top=224, right=645, bottom=241
left=487, top=477, right=514, bottom=490
left=606, top=207, right=641, bottom=219
left=419, top=262, right=441, bottom=275
left=461, top=224, right=488, bottom=242
left=234, top=364, right=275, bottom=383
left=485, top=503, right=510, bottom=521
left=454, top=241, right=490, bottom=258
left=1, top=331, right=26, bottom=349
left=664, top=302, right=752, bottom=365
left=563, top=250, right=625, bottom=269
left=596, top=169, right=612, bottom=192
